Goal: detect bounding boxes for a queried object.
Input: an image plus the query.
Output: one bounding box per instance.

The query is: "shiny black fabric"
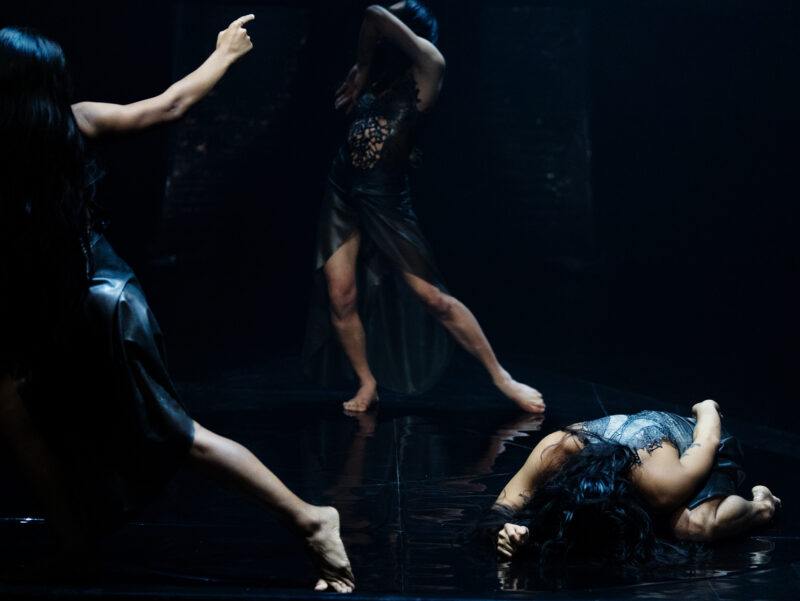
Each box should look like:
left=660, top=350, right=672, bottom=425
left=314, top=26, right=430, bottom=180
left=21, top=234, right=194, bottom=527
left=581, top=411, right=746, bottom=509
left=303, top=74, right=452, bottom=394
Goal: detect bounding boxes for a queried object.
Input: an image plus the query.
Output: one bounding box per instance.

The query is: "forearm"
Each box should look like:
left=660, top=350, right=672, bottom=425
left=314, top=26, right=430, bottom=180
left=357, top=7, right=383, bottom=69
left=158, top=49, right=234, bottom=120
left=680, top=410, right=721, bottom=474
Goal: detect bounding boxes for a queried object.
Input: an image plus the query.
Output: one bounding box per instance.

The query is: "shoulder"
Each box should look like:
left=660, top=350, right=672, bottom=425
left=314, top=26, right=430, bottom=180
left=536, top=430, right=584, bottom=463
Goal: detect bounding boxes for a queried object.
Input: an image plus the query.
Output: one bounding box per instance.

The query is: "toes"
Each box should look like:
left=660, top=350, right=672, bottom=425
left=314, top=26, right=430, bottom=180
left=315, top=579, right=329, bottom=591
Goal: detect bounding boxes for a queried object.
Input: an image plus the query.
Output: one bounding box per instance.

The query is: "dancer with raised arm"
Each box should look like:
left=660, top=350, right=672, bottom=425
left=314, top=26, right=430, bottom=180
left=483, top=400, right=779, bottom=569
left=304, top=2, right=545, bottom=414
left=0, top=20, right=353, bottom=592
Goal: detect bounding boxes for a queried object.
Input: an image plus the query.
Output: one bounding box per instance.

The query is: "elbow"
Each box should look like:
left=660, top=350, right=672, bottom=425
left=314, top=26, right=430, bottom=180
left=365, top=5, right=386, bottom=20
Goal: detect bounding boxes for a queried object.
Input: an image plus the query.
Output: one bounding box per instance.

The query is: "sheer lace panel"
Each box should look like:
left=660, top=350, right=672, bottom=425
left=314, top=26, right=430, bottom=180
left=581, top=411, right=681, bottom=456
left=347, top=116, right=394, bottom=169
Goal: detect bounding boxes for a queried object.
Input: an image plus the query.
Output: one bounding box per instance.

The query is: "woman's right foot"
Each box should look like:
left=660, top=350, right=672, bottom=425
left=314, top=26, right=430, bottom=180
left=752, top=485, right=782, bottom=510
left=494, top=371, right=545, bottom=414
left=304, top=506, right=355, bottom=593
left=343, top=380, right=378, bottom=413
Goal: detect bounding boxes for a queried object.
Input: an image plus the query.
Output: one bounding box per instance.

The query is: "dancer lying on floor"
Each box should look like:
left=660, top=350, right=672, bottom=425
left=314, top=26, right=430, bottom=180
left=0, top=20, right=353, bottom=592
left=303, top=2, right=544, bottom=414
left=484, top=401, right=780, bottom=567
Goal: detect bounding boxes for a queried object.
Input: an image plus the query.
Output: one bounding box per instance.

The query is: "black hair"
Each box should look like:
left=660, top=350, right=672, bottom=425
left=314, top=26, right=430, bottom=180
left=518, top=431, right=704, bottom=580
left=0, top=27, right=99, bottom=376
left=391, top=0, right=438, bottom=44
left=525, top=435, right=656, bottom=565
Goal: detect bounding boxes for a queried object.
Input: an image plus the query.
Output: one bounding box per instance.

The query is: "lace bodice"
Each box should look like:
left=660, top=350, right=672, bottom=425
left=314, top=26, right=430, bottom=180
left=345, top=74, right=420, bottom=172
left=580, top=410, right=696, bottom=455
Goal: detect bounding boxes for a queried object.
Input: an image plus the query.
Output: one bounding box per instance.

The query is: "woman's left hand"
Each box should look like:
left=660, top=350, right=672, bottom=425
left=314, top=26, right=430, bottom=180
left=335, top=64, right=368, bottom=112
left=496, top=523, right=529, bottom=559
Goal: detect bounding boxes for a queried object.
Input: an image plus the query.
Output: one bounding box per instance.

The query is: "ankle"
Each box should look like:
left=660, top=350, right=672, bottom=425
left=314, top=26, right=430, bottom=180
left=294, top=505, right=324, bottom=537
left=358, top=377, right=377, bottom=389
left=492, top=369, right=512, bottom=386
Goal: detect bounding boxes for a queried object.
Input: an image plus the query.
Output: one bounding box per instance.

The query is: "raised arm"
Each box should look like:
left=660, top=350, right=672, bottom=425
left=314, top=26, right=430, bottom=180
left=335, top=5, right=445, bottom=113
left=633, top=400, right=722, bottom=510
left=72, top=15, right=255, bottom=138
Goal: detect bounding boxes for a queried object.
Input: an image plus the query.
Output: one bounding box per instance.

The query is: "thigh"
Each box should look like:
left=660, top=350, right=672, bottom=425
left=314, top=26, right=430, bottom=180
left=324, top=232, right=361, bottom=290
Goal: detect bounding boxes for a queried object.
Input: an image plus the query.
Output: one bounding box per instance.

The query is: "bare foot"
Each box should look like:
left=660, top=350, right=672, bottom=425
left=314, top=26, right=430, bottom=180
left=306, top=506, right=355, bottom=593
left=494, top=371, right=545, bottom=414
left=342, top=380, right=378, bottom=413
left=752, top=485, right=782, bottom=510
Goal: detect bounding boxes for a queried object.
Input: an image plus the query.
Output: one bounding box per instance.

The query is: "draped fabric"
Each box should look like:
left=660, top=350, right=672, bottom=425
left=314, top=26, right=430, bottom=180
left=22, top=234, right=194, bottom=529
left=303, top=74, right=452, bottom=394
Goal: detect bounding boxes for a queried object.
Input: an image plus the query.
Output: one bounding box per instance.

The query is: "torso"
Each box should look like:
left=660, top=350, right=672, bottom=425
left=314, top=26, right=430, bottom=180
left=332, top=73, right=422, bottom=187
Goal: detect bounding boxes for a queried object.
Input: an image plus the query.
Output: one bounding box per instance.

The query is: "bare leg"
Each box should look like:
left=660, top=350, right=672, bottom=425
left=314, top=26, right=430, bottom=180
left=0, top=376, right=86, bottom=552
left=323, top=233, right=378, bottom=412
left=672, top=485, right=781, bottom=542
left=403, top=273, right=545, bottom=413
left=189, top=422, right=355, bottom=592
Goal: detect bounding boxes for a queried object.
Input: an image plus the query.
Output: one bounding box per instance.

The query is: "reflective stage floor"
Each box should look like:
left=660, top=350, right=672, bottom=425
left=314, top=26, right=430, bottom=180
left=1, top=356, right=798, bottom=600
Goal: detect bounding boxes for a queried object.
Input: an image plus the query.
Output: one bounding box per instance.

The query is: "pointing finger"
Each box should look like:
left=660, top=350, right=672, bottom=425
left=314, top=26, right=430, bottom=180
left=232, top=14, right=255, bottom=28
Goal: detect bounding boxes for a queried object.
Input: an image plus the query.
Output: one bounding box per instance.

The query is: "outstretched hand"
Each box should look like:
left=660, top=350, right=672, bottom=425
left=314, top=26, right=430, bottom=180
left=216, top=14, right=255, bottom=62
left=335, top=64, right=368, bottom=112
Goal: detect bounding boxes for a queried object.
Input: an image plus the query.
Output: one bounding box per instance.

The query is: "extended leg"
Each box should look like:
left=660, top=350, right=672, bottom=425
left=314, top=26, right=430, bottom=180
left=189, top=422, right=354, bottom=592
left=403, top=273, right=545, bottom=413
left=324, top=233, right=378, bottom=412
left=672, top=485, right=781, bottom=542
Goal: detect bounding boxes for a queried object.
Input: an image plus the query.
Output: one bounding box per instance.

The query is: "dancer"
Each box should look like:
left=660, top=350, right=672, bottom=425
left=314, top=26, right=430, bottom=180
left=485, top=401, right=780, bottom=568
left=0, top=21, right=353, bottom=592
left=303, top=2, right=544, bottom=414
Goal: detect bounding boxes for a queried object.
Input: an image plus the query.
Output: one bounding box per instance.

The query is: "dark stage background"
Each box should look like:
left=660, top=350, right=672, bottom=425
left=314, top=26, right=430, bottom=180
left=2, top=0, right=798, bottom=427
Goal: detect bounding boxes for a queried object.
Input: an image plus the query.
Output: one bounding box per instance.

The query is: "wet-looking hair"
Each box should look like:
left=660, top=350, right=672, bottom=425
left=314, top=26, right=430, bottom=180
left=0, top=27, right=98, bottom=375
left=390, top=0, right=439, bottom=44
left=522, top=434, right=660, bottom=568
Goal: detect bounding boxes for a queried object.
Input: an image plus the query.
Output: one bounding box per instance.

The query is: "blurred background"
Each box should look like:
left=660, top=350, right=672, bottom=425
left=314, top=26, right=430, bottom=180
left=2, top=0, right=798, bottom=427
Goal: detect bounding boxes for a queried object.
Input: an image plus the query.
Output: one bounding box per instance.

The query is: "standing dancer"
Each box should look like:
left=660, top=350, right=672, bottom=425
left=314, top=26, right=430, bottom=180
left=304, top=2, right=545, bottom=413
left=0, top=20, right=353, bottom=592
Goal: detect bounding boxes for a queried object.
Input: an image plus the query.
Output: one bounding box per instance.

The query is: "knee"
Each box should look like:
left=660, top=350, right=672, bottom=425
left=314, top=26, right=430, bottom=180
left=328, top=282, right=358, bottom=319
left=421, top=290, right=455, bottom=320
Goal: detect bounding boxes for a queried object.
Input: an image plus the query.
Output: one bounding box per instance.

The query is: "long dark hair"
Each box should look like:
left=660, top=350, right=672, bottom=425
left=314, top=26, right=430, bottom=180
left=0, top=27, right=98, bottom=376
left=370, top=1, right=439, bottom=91
left=524, top=435, right=657, bottom=566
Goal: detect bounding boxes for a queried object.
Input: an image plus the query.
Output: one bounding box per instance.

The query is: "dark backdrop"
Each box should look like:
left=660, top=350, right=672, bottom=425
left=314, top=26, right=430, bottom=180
left=2, top=1, right=798, bottom=428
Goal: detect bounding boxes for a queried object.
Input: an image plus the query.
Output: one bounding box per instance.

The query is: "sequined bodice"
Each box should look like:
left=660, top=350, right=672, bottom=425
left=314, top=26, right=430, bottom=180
left=580, top=411, right=696, bottom=455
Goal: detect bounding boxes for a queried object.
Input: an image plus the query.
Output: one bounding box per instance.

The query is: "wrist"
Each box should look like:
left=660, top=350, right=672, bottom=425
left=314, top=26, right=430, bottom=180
left=211, top=48, right=236, bottom=68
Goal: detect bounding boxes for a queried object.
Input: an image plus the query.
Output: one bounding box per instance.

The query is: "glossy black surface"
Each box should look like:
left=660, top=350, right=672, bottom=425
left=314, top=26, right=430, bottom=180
left=1, top=356, right=798, bottom=600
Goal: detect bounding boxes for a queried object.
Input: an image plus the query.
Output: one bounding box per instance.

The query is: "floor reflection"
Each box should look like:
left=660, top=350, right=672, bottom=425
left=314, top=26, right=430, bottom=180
left=0, top=358, right=797, bottom=599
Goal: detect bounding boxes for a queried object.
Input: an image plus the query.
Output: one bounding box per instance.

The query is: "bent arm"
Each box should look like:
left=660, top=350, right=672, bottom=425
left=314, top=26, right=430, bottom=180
left=358, top=5, right=444, bottom=109
left=635, top=405, right=722, bottom=509
left=72, top=14, right=254, bottom=138
left=494, top=430, right=583, bottom=513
